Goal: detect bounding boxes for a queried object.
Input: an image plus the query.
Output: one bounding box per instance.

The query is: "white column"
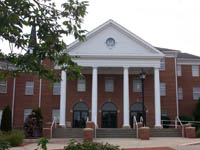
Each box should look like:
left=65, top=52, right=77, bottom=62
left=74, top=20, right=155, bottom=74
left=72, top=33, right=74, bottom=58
left=59, top=71, right=67, bottom=126
left=154, top=68, right=162, bottom=127
left=123, top=67, right=130, bottom=127
left=92, top=67, right=98, bottom=126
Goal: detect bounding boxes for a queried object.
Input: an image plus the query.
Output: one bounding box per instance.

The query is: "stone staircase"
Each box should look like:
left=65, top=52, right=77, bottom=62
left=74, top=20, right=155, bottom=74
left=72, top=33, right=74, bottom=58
left=52, top=128, right=182, bottom=138
left=96, top=128, right=136, bottom=138
left=150, top=128, right=182, bottom=137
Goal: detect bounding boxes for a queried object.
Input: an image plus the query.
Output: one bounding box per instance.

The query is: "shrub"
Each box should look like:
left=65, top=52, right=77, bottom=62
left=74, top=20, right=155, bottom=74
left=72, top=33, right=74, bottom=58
left=64, top=140, right=120, bottom=150
left=196, top=128, right=200, bottom=138
left=36, top=137, right=49, bottom=150
left=32, top=108, right=43, bottom=122
left=179, top=115, right=194, bottom=124
left=0, top=139, right=10, bottom=150
left=0, top=106, right=12, bottom=132
left=3, top=130, right=24, bottom=147
left=193, top=99, right=200, bottom=121
left=161, top=116, right=171, bottom=128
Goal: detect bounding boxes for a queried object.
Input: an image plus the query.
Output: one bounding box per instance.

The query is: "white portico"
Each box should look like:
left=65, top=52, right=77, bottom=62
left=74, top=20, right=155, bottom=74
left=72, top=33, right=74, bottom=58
left=59, top=20, right=164, bottom=128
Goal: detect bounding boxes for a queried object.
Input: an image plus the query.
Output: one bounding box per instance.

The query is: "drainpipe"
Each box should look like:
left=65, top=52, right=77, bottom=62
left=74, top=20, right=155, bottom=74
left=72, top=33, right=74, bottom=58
left=11, top=78, right=16, bottom=127
left=174, top=56, right=179, bottom=117
left=38, top=79, right=42, bottom=108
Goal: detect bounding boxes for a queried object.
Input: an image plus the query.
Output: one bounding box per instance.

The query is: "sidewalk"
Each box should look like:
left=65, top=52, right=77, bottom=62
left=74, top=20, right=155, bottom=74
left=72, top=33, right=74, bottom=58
left=10, top=137, right=200, bottom=150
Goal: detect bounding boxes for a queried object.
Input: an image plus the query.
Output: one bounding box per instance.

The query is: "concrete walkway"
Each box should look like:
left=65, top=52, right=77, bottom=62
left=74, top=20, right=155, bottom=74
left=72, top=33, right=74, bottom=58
left=10, top=137, right=200, bottom=150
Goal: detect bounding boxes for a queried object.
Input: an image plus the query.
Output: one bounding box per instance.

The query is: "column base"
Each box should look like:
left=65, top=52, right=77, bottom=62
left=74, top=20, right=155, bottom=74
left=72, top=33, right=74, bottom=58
left=154, top=125, right=163, bottom=129
left=122, top=125, right=130, bottom=128
left=58, top=124, right=66, bottom=128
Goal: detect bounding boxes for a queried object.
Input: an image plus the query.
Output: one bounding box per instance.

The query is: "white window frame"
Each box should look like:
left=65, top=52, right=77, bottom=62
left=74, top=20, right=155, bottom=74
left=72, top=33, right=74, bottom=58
left=192, top=65, right=199, bottom=77
left=178, top=87, right=183, bottom=100
left=0, top=80, right=7, bottom=94
left=25, top=81, right=34, bottom=95
left=105, top=78, right=114, bottom=92
left=77, top=79, right=86, bottom=92
left=160, top=82, right=166, bottom=96
left=161, top=110, right=167, bottom=116
left=160, top=58, right=165, bottom=71
left=24, top=109, right=32, bottom=122
left=177, top=65, right=182, bottom=76
left=53, top=82, right=60, bottom=95
left=193, top=87, right=200, bottom=100
left=52, top=109, right=60, bottom=123
left=133, top=79, right=142, bottom=92
left=0, top=110, right=2, bottom=126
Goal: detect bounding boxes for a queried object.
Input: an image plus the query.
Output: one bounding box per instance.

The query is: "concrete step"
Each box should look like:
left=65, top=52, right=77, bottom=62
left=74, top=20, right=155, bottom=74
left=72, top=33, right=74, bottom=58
left=150, top=128, right=182, bottom=137
left=53, top=128, right=84, bottom=138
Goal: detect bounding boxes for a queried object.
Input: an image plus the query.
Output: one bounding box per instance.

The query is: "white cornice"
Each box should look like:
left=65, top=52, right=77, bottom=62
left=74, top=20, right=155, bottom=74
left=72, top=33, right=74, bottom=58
left=177, top=58, right=200, bottom=65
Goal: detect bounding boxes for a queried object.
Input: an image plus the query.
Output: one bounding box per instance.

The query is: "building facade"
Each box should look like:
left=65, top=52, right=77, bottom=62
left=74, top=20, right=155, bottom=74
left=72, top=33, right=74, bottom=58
left=0, top=20, right=200, bottom=128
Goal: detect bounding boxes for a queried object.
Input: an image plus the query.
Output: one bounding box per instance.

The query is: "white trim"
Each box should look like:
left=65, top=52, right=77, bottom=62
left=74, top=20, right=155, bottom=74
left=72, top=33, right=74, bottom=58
left=177, top=58, right=200, bottom=65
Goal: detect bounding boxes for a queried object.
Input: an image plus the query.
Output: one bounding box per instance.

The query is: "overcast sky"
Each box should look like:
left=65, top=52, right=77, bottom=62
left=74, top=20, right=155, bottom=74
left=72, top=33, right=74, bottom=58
left=77, top=0, right=200, bottom=56
left=1, top=0, right=200, bottom=56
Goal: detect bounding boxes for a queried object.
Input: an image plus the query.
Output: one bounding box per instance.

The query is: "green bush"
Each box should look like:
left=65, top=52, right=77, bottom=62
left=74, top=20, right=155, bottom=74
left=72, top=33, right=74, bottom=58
left=0, top=106, right=12, bottom=132
left=179, top=115, right=194, bottom=124
left=0, top=139, right=10, bottom=150
left=3, top=130, right=24, bottom=147
left=64, top=140, right=120, bottom=150
left=196, top=128, right=200, bottom=138
left=193, top=99, right=200, bottom=121
left=161, top=116, right=171, bottom=128
left=32, top=108, right=43, bottom=121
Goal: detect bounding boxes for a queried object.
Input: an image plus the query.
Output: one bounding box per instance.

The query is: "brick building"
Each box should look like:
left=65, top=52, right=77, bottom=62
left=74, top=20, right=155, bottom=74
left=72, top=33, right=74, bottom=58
left=0, top=20, right=200, bottom=128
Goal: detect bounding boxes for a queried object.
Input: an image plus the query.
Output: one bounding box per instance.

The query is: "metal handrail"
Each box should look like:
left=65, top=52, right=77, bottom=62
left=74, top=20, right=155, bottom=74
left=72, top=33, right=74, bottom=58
left=140, top=116, right=144, bottom=126
left=176, top=116, right=184, bottom=137
left=133, top=116, right=138, bottom=138
left=50, top=117, right=57, bottom=138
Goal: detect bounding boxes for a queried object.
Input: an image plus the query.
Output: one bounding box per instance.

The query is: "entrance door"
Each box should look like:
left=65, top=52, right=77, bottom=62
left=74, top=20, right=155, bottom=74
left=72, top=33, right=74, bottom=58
left=73, top=111, right=88, bottom=128
left=130, top=103, right=146, bottom=128
left=73, top=102, right=88, bottom=128
left=101, top=102, right=117, bottom=128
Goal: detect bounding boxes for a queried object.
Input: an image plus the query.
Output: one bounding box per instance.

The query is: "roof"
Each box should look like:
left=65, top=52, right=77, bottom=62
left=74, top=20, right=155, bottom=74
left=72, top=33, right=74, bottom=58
left=155, top=47, right=200, bottom=59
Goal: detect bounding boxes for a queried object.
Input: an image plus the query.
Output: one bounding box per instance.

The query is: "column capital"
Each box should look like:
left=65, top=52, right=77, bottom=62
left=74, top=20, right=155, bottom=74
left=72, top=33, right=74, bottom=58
left=154, top=67, right=160, bottom=70
left=123, top=66, right=129, bottom=69
left=92, top=66, right=98, bottom=69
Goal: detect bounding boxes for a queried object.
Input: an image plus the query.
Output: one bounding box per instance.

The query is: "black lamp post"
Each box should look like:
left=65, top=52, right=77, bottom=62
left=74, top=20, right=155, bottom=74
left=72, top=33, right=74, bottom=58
left=140, top=71, right=146, bottom=126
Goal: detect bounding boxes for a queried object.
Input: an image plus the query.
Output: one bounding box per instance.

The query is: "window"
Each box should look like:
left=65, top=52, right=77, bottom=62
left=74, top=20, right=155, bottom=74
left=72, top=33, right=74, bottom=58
left=77, top=79, right=86, bottom=92
left=161, top=110, right=167, bottom=116
left=177, top=65, right=182, bottom=76
left=178, top=87, right=183, bottom=100
left=160, top=58, right=165, bottom=70
left=0, top=80, right=7, bottom=93
left=105, top=78, right=114, bottom=92
left=0, top=110, right=2, bottom=126
left=133, top=79, right=142, bottom=92
left=53, top=82, right=60, bottom=95
left=160, top=82, right=166, bottom=96
left=52, top=109, right=60, bottom=123
left=24, top=109, right=32, bottom=122
left=193, top=88, right=200, bottom=100
left=192, top=65, right=199, bottom=77
left=25, top=81, right=34, bottom=95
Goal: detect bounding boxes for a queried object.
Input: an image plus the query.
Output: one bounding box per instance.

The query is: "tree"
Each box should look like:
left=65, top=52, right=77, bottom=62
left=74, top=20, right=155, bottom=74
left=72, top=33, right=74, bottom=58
left=193, top=98, right=200, bottom=121
left=0, top=105, right=12, bottom=132
left=0, top=0, right=88, bottom=82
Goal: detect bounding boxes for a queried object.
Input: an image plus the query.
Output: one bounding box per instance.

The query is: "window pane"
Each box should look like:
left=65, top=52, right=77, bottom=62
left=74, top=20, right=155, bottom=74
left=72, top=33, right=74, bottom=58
left=160, top=82, right=166, bottom=96
left=52, top=109, right=60, bottom=123
left=105, top=78, right=114, bottom=92
left=0, top=80, right=7, bottom=93
left=193, top=88, right=200, bottom=100
left=133, top=80, right=142, bottom=92
left=24, top=109, right=32, bottom=122
left=177, top=65, right=182, bottom=76
left=178, top=87, right=183, bottom=100
left=77, top=79, right=86, bottom=92
left=25, top=81, right=34, bottom=95
left=53, top=82, right=60, bottom=95
left=160, top=58, right=165, bottom=70
left=192, top=65, right=199, bottom=77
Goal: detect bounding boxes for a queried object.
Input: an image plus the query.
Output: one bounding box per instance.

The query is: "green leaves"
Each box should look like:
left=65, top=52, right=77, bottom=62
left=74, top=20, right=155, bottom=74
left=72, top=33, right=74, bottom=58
left=0, top=0, right=88, bottom=82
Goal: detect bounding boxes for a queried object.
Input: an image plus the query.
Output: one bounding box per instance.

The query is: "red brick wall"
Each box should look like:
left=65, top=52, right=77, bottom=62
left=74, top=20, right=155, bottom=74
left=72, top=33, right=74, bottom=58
left=160, top=58, right=177, bottom=121
left=178, top=65, right=200, bottom=115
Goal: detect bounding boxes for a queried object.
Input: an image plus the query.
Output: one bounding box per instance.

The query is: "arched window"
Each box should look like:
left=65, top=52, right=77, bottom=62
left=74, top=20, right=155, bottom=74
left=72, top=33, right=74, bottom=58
left=130, top=102, right=145, bottom=112
left=102, top=102, right=117, bottom=111
left=73, top=102, right=88, bottom=111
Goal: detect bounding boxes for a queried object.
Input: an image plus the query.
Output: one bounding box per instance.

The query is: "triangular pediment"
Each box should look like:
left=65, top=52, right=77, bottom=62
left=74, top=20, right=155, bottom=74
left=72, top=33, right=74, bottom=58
left=67, top=20, right=164, bottom=58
